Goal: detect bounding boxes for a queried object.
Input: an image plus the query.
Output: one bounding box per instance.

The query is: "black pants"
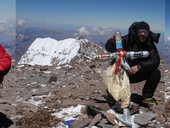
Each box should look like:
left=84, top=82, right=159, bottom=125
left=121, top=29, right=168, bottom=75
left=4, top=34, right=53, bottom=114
left=128, top=68, right=161, bottom=98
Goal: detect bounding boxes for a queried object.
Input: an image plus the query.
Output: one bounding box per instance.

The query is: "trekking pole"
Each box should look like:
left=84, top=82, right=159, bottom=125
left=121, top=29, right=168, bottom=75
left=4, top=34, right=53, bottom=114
left=95, top=51, right=149, bottom=62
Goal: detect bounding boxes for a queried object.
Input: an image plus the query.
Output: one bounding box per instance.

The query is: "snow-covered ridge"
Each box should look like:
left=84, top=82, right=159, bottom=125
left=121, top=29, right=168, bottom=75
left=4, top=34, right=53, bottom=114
left=18, top=37, right=104, bottom=66
left=18, top=37, right=80, bottom=66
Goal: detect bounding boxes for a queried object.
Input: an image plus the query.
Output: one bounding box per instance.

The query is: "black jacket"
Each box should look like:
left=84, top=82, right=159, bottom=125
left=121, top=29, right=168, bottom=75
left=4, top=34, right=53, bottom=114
left=105, top=25, right=160, bottom=73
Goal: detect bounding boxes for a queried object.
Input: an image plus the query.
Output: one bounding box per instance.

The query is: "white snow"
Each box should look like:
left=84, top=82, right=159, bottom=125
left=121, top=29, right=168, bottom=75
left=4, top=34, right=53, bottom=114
left=18, top=37, right=80, bottom=66
left=27, top=96, right=43, bottom=106
left=25, top=93, right=50, bottom=107
left=107, top=109, right=140, bottom=127
left=52, top=104, right=85, bottom=121
left=165, top=92, right=170, bottom=102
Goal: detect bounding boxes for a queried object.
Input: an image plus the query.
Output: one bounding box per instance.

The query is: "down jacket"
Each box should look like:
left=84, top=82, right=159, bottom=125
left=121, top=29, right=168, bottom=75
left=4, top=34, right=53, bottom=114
left=105, top=22, right=160, bottom=73
left=0, top=44, right=11, bottom=71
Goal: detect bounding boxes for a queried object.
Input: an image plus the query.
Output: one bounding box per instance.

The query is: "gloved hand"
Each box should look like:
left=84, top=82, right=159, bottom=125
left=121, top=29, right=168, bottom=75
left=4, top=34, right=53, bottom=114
left=128, top=65, right=139, bottom=75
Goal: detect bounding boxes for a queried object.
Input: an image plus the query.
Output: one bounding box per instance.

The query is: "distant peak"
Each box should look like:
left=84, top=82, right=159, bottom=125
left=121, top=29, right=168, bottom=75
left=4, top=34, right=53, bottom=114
left=18, top=37, right=104, bottom=67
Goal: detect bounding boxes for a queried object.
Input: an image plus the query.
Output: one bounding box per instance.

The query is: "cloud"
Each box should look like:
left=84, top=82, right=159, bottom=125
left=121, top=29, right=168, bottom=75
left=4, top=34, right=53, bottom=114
left=0, top=20, right=7, bottom=32
left=0, top=19, right=7, bottom=24
left=167, top=36, right=170, bottom=41
left=0, top=19, right=14, bottom=32
left=72, top=25, right=116, bottom=44
left=0, top=26, right=5, bottom=32
left=77, top=26, right=90, bottom=36
left=74, top=26, right=114, bottom=37
left=17, top=19, right=29, bottom=26
left=92, top=26, right=113, bottom=36
left=0, top=19, right=15, bottom=42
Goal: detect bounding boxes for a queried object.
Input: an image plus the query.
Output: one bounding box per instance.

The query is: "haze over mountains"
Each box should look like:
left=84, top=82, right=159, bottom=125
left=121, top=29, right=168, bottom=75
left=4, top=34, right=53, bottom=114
left=15, top=25, right=165, bottom=64
left=15, top=25, right=121, bottom=61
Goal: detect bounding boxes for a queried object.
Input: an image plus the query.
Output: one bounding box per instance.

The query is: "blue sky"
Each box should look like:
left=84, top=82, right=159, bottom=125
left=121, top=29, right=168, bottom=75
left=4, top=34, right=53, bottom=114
left=16, top=0, right=164, bottom=31
left=0, top=0, right=166, bottom=42
left=166, top=0, right=170, bottom=36
left=0, top=0, right=15, bottom=42
left=0, top=0, right=15, bottom=21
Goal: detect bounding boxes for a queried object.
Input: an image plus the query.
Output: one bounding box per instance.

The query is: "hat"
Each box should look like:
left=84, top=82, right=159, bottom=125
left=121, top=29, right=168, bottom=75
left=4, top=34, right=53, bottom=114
left=135, top=21, right=150, bottom=32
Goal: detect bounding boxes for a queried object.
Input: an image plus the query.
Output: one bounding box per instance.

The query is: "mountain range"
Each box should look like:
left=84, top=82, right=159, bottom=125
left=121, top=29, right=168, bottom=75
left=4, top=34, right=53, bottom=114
left=18, top=37, right=104, bottom=67
left=15, top=26, right=165, bottom=65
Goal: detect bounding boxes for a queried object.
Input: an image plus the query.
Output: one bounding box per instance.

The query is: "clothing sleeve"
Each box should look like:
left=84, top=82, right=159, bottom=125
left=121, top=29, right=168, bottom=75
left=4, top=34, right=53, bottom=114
left=0, top=44, right=12, bottom=71
left=139, top=42, right=160, bottom=72
left=105, top=36, right=127, bottom=52
left=105, top=38, right=116, bottom=52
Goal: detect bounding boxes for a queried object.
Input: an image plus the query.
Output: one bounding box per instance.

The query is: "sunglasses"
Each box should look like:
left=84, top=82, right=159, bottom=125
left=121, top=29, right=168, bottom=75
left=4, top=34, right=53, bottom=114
left=137, top=29, right=149, bottom=37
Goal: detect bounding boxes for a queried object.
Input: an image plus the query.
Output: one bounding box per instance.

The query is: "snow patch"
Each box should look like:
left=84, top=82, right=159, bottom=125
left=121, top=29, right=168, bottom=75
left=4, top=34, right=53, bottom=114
left=52, top=104, right=85, bottom=121
left=18, top=38, right=80, bottom=66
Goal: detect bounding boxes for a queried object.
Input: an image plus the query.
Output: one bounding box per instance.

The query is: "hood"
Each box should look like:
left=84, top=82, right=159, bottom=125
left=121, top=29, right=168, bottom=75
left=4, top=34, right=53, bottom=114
left=128, top=21, right=160, bottom=44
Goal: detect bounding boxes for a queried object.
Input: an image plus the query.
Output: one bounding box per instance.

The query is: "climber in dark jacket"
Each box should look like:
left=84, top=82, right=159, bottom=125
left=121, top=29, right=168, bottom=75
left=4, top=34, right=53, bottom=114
left=105, top=21, right=161, bottom=107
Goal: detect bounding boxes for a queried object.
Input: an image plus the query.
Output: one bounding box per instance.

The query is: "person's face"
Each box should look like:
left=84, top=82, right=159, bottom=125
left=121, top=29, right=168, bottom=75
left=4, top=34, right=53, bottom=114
left=137, top=29, right=149, bottom=43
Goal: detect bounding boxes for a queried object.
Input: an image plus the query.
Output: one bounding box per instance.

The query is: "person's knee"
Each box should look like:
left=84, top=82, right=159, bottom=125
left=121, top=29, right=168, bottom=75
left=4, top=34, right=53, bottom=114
left=153, top=68, right=161, bottom=81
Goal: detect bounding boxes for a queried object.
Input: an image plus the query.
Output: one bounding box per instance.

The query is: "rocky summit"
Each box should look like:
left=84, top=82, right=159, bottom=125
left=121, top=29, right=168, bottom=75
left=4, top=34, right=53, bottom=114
left=0, top=37, right=167, bottom=127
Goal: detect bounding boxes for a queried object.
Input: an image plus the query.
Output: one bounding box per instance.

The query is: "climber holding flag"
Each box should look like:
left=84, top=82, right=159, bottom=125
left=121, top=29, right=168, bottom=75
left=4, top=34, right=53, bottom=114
left=105, top=21, right=161, bottom=109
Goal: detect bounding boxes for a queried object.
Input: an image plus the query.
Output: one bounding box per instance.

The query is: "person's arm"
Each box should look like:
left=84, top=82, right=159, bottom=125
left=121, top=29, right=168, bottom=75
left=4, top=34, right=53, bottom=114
left=138, top=43, right=160, bottom=72
left=0, top=44, right=12, bottom=71
left=105, top=37, right=116, bottom=52
left=105, top=35, right=127, bottom=52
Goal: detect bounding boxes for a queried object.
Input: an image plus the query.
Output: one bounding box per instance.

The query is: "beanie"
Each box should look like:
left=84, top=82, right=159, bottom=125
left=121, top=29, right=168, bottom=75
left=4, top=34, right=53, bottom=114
left=135, top=21, right=150, bottom=32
